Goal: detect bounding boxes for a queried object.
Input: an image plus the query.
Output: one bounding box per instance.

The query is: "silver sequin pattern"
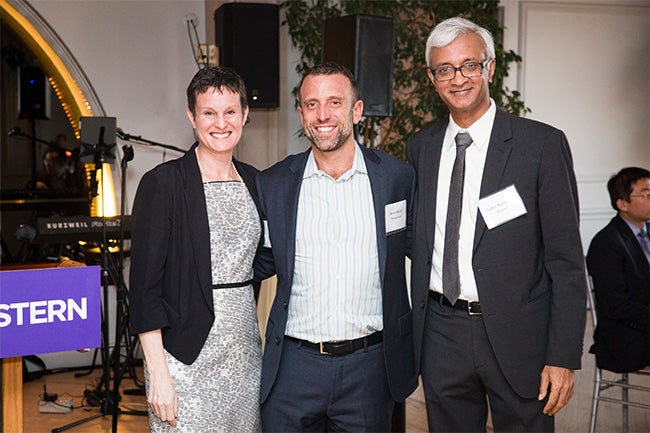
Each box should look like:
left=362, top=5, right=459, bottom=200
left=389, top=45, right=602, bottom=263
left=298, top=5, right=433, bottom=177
left=146, top=180, right=262, bottom=433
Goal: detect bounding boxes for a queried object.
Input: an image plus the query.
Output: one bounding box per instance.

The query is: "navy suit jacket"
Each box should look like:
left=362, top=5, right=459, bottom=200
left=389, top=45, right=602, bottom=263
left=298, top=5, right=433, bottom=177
left=129, top=143, right=264, bottom=365
left=256, top=145, right=418, bottom=403
left=407, top=108, right=586, bottom=398
left=587, top=216, right=650, bottom=372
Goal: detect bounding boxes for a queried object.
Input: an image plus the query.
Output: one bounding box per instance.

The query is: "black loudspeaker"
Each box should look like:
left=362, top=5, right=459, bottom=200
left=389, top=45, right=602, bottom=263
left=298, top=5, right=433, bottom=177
left=18, top=66, right=48, bottom=119
left=215, top=3, right=279, bottom=108
left=323, top=15, right=394, bottom=117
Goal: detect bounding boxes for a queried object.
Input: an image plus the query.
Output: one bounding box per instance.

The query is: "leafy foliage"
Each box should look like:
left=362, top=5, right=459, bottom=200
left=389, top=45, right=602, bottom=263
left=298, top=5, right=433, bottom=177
left=281, top=0, right=529, bottom=159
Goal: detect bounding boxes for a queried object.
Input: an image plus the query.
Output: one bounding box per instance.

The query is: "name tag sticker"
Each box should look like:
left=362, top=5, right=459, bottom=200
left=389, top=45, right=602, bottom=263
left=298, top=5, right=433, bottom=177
left=385, top=200, right=406, bottom=234
left=263, top=220, right=272, bottom=248
left=478, top=185, right=527, bottom=230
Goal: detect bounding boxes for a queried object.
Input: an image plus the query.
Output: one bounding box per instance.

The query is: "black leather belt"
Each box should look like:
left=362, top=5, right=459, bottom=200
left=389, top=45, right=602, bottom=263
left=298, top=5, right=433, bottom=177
left=212, top=279, right=253, bottom=289
left=429, top=290, right=482, bottom=315
left=288, top=331, right=383, bottom=356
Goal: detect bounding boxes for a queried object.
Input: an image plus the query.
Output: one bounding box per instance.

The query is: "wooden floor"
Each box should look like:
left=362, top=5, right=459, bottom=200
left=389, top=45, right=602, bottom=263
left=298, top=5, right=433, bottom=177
left=22, top=366, right=149, bottom=433
left=21, top=319, right=650, bottom=433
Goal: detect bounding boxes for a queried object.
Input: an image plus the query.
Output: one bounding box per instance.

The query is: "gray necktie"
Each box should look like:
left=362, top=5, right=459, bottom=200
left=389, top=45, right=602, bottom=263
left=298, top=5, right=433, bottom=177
left=638, top=229, right=650, bottom=261
left=442, top=132, right=472, bottom=305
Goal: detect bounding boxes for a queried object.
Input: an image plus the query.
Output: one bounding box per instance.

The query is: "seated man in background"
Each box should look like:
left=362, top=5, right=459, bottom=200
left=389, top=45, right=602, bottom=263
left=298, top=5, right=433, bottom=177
left=36, top=147, right=69, bottom=191
left=34, top=142, right=86, bottom=194
left=587, top=167, right=650, bottom=373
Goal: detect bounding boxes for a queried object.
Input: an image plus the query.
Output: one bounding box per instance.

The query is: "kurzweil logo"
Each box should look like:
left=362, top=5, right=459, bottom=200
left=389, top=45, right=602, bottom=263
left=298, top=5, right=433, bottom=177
left=46, top=221, right=90, bottom=230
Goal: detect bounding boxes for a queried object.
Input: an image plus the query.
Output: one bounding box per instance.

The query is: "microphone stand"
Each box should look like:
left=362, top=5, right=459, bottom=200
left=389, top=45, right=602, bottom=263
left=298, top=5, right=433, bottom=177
left=117, top=144, right=145, bottom=392
left=110, top=144, right=147, bottom=432
left=53, top=142, right=114, bottom=433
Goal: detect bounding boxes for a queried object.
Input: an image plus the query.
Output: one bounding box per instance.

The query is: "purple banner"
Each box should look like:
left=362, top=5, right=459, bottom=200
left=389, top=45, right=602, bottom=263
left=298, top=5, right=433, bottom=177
left=0, top=266, right=101, bottom=358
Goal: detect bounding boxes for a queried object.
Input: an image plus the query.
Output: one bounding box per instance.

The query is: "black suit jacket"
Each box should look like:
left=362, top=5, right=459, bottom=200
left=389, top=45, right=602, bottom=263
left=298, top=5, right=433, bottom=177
left=587, top=215, right=650, bottom=372
left=407, top=108, right=586, bottom=398
left=256, top=145, right=418, bottom=403
left=129, top=143, right=264, bottom=364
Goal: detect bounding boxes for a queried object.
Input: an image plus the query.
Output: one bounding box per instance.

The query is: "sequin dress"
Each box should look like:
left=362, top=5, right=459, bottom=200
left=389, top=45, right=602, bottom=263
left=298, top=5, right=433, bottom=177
left=146, top=180, right=262, bottom=433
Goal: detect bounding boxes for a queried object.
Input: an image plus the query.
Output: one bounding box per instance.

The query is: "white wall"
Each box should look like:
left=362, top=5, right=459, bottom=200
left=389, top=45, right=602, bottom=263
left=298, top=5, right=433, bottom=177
left=503, top=0, right=650, bottom=249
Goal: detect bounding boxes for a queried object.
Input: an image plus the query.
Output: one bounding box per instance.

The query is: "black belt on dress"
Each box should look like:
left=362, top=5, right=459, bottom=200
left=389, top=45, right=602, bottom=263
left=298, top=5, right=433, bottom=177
left=429, top=290, right=482, bottom=315
left=212, top=279, right=253, bottom=289
left=287, top=331, right=383, bottom=356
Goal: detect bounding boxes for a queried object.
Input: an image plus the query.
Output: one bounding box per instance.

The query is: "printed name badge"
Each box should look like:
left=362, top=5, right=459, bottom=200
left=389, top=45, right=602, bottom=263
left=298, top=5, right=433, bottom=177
left=263, top=220, right=272, bottom=248
left=478, top=185, right=527, bottom=230
left=385, top=200, right=406, bottom=234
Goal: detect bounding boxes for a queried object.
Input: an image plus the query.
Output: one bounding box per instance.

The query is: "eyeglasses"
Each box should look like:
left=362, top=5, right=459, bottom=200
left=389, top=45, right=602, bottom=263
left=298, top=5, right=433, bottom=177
left=429, top=59, right=491, bottom=82
left=629, top=191, right=650, bottom=200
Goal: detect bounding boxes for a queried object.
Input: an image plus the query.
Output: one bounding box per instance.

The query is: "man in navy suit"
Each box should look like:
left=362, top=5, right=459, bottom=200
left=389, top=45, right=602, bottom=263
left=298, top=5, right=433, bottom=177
left=256, top=62, right=417, bottom=432
left=407, top=17, right=586, bottom=432
left=587, top=167, right=650, bottom=373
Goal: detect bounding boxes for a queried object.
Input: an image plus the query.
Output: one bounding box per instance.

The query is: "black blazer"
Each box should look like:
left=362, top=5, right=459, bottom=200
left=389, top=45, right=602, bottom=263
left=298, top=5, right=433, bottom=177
left=407, top=108, right=587, bottom=398
left=129, top=143, right=264, bottom=364
left=587, top=215, right=650, bottom=372
left=256, top=145, right=418, bottom=403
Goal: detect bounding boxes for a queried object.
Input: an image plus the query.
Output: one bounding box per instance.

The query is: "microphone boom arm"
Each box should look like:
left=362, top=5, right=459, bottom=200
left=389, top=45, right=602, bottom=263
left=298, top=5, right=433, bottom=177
left=116, top=128, right=186, bottom=154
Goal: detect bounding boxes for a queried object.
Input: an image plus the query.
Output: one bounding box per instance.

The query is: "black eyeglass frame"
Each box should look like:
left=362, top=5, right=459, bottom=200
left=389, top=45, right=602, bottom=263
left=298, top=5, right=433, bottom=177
left=429, top=58, right=492, bottom=82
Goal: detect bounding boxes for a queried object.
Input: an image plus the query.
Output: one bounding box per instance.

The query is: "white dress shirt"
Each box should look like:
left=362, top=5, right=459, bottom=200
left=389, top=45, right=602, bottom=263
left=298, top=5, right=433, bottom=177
left=430, top=99, right=497, bottom=302
left=285, top=144, right=383, bottom=342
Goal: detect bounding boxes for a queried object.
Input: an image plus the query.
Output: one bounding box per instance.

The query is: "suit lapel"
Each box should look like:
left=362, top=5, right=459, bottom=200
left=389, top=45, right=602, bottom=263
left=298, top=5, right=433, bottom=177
left=615, top=216, right=650, bottom=274
left=284, top=151, right=309, bottom=282
left=181, top=145, right=213, bottom=306
left=361, top=146, right=387, bottom=285
left=424, top=123, right=446, bottom=255
left=473, top=109, right=514, bottom=251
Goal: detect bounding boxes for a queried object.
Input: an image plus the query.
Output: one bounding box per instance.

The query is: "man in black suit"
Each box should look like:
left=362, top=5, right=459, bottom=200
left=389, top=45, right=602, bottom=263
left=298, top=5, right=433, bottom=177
left=407, top=17, right=586, bottom=432
left=257, top=62, right=417, bottom=432
left=587, top=167, right=650, bottom=373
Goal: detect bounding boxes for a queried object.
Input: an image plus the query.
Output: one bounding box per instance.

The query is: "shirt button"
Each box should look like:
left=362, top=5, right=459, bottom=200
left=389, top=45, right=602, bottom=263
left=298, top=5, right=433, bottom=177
left=283, top=302, right=288, bottom=310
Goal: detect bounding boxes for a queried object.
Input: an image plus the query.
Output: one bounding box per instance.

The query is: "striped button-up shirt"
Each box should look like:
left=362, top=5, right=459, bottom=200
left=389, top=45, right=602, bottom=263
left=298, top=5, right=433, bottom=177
left=285, top=144, right=383, bottom=342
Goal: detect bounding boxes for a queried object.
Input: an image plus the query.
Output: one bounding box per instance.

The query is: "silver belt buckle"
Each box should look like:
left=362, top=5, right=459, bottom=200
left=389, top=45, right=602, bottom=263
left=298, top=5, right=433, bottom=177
left=468, top=302, right=481, bottom=316
left=319, top=339, right=343, bottom=355
left=319, top=342, right=330, bottom=355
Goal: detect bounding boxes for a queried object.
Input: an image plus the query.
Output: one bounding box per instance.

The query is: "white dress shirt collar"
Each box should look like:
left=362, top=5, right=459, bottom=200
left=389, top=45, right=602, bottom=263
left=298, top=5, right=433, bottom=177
left=447, top=98, right=497, bottom=152
left=303, top=142, right=368, bottom=181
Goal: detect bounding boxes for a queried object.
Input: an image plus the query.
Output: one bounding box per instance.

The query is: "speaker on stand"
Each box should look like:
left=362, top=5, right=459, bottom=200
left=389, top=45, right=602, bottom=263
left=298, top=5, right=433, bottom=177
left=18, top=65, right=48, bottom=120
left=322, top=15, right=395, bottom=118
left=214, top=3, right=280, bottom=109
left=18, top=65, right=49, bottom=187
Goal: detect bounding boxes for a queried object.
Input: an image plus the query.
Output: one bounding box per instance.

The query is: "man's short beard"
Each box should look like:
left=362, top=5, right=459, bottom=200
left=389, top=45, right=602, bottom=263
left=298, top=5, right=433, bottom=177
left=307, top=128, right=350, bottom=153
